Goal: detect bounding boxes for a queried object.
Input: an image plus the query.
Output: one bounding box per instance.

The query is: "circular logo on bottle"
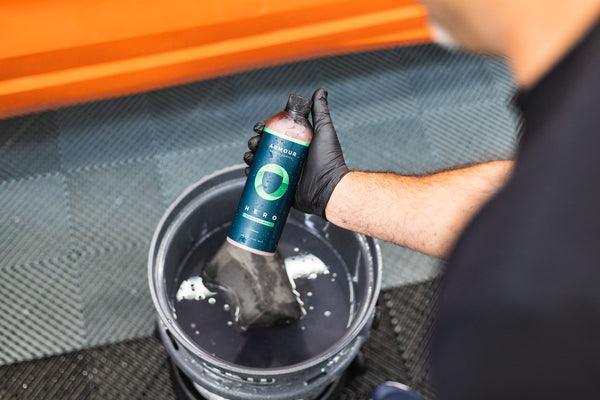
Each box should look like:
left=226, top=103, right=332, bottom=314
left=254, top=164, right=289, bottom=201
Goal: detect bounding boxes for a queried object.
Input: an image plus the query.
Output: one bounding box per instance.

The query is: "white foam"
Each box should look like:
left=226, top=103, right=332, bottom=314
left=176, top=276, right=216, bottom=301
left=284, top=253, right=330, bottom=280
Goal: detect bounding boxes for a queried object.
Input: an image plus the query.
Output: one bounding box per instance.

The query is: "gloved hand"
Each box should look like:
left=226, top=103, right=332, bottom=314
left=244, top=88, right=350, bottom=219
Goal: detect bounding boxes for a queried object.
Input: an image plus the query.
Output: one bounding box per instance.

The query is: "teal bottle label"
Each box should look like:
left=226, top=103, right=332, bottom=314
left=228, top=127, right=310, bottom=254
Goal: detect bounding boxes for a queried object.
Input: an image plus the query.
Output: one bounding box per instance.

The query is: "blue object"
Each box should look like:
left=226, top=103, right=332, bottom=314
left=228, top=126, right=309, bottom=255
left=370, top=382, right=424, bottom=400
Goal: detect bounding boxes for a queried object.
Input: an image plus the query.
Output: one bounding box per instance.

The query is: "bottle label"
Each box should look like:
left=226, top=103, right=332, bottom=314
left=228, top=127, right=310, bottom=254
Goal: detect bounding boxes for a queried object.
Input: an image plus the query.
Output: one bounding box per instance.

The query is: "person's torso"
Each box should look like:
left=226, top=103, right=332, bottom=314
left=433, top=19, right=600, bottom=399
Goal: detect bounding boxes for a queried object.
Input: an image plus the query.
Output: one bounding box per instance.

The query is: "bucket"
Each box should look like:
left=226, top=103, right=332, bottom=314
left=148, top=166, right=382, bottom=400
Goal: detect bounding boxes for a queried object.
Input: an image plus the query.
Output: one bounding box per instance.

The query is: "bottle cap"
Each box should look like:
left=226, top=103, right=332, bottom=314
left=285, top=94, right=312, bottom=117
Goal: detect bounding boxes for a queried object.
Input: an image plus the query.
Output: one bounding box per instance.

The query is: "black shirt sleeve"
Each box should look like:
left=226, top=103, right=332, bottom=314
left=432, top=19, right=600, bottom=400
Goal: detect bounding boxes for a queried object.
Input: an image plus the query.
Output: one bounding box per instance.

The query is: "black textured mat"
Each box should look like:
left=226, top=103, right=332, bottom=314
left=382, top=280, right=440, bottom=400
left=0, top=284, right=438, bottom=400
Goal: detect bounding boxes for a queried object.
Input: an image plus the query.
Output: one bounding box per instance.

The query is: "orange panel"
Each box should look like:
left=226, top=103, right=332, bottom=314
left=0, top=0, right=431, bottom=118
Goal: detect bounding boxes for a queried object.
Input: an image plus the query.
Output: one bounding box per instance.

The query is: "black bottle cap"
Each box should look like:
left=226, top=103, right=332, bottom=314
left=285, top=94, right=312, bottom=117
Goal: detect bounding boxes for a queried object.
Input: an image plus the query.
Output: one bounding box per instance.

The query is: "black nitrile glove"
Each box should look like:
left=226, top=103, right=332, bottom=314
left=244, top=88, right=350, bottom=219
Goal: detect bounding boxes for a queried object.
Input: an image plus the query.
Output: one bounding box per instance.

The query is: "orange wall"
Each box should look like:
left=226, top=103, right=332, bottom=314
left=0, top=0, right=431, bottom=118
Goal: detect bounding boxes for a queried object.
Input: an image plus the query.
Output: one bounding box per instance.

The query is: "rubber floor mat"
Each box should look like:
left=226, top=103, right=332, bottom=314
left=0, top=286, right=437, bottom=400
left=0, top=43, right=519, bottom=367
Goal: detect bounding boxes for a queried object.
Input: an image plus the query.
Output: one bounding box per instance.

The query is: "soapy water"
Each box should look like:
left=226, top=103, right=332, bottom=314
left=172, top=222, right=355, bottom=368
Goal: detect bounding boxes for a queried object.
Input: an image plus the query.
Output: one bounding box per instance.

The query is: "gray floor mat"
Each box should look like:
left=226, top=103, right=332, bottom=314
left=0, top=43, right=519, bottom=365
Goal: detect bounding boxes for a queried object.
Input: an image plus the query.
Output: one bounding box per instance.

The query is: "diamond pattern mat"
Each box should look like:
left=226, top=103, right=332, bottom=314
left=382, top=280, right=441, bottom=400
left=0, top=287, right=436, bottom=400
left=0, top=43, right=518, bottom=367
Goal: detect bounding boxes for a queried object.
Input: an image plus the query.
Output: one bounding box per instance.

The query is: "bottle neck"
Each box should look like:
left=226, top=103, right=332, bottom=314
left=284, top=108, right=309, bottom=118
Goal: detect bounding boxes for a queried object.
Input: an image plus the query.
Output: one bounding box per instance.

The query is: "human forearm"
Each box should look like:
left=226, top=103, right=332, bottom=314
left=325, top=160, right=514, bottom=259
left=243, top=89, right=514, bottom=258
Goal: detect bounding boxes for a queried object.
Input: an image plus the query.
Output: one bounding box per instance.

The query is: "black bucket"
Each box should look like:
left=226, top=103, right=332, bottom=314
left=148, top=166, right=382, bottom=400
